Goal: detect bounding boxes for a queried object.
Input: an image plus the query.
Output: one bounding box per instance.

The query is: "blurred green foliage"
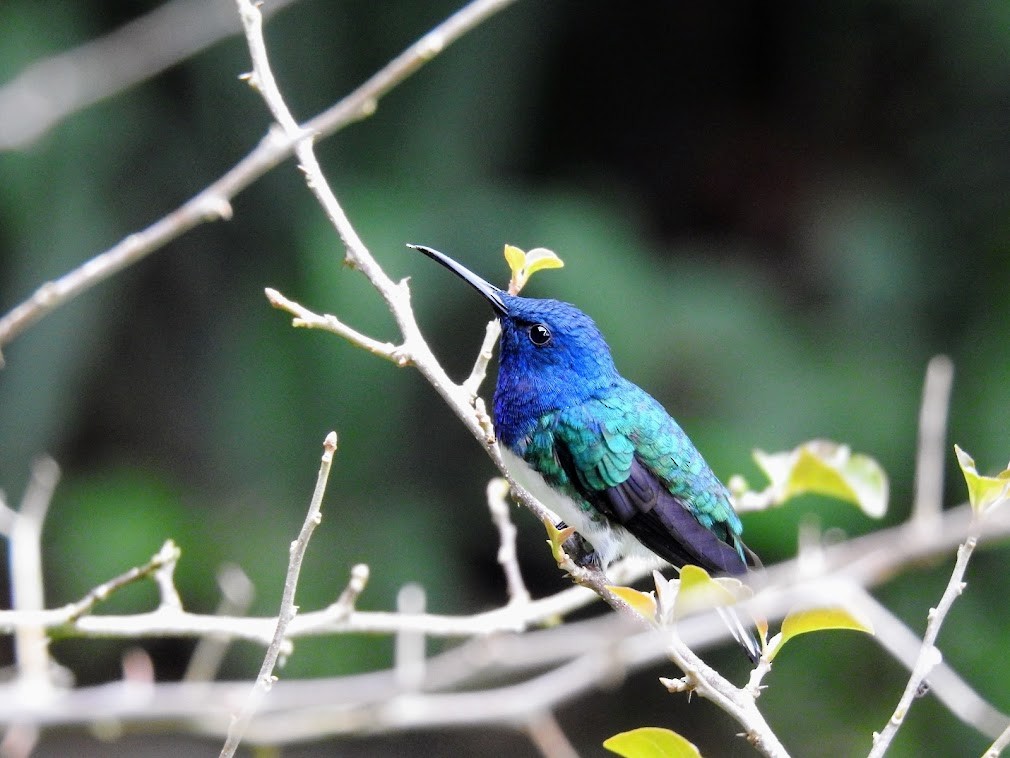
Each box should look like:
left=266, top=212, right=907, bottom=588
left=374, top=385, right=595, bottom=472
left=1, top=1, right=1009, bottom=755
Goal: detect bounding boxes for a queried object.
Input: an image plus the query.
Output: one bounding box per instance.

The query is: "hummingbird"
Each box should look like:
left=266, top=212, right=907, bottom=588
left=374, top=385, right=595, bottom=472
left=411, top=244, right=761, bottom=660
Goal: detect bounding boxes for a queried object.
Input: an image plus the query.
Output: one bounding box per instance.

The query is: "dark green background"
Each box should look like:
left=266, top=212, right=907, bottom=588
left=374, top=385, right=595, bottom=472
left=1, top=1, right=1008, bottom=755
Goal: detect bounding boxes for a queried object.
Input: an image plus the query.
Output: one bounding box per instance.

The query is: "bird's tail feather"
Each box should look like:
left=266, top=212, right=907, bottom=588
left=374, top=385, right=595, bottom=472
left=716, top=606, right=761, bottom=663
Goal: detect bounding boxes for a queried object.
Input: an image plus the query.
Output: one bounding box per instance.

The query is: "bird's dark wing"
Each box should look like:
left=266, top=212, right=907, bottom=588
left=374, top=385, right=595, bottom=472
left=554, top=395, right=756, bottom=576
left=604, top=457, right=752, bottom=575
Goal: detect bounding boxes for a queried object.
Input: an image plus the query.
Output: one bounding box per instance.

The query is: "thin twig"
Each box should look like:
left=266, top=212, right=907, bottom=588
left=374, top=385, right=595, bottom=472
left=911, top=356, right=954, bottom=534
left=152, top=540, right=184, bottom=610
left=3, top=457, right=62, bottom=758
left=849, top=585, right=1009, bottom=739
left=265, top=287, right=407, bottom=364
left=662, top=629, right=790, bottom=757
left=652, top=571, right=789, bottom=758
left=868, top=536, right=978, bottom=758
left=183, top=564, right=255, bottom=683
left=219, top=431, right=338, bottom=758
left=487, top=477, right=531, bottom=606
left=394, top=583, right=427, bottom=692
left=321, top=563, right=370, bottom=621
left=0, top=0, right=518, bottom=364
left=462, top=319, right=502, bottom=398
left=63, top=540, right=182, bottom=623
left=525, top=711, right=580, bottom=758
left=983, top=721, right=1010, bottom=758
left=10, top=457, right=61, bottom=688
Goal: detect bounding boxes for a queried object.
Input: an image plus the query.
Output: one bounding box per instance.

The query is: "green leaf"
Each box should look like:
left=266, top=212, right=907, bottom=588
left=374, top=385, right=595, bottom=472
left=753, top=440, right=888, bottom=517
left=502, top=244, right=564, bottom=293
left=607, top=585, right=658, bottom=623
left=768, top=607, right=874, bottom=661
left=604, top=727, right=703, bottom=758
left=954, top=444, right=1010, bottom=516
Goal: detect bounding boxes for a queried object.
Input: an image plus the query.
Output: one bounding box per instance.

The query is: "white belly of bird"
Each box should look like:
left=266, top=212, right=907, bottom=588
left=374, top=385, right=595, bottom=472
left=500, top=446, right=648, bottom=569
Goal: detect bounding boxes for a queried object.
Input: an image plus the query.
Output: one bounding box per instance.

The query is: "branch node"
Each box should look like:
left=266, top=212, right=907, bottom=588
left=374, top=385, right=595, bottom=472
left=323, top=431, right=339, bottom=460
left=390, top=346, right=412, bottom=366
left=200, top=194, right=233, bottom=222
left=418, top=32, right=446, bottom=58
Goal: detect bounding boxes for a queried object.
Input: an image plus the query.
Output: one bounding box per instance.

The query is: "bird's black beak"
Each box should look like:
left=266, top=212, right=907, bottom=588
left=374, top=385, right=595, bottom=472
left=408, top=244, right=509, bottom=316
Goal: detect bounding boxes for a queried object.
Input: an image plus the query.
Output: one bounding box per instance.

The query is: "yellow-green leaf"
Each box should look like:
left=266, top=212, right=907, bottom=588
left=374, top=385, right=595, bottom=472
left=503, top=244, right=525, bottom=277
left=954, top=444, right=1010, bottom=516
left=768, top=607, right=874, bottom=661
left=543, top=519, right=576, bottom=564
left=604, top=727, right=702, bottom=758
left=673, top=565, right=740, bottom=620
left=755, top=614, right=770, bottom=649
left=753, top=440, right=888, bottom=517
left=607, top=585, right=658, bottom=623
left=523, top=247, right=564, bottom=276
left=501, top=244, right=564, bottom=293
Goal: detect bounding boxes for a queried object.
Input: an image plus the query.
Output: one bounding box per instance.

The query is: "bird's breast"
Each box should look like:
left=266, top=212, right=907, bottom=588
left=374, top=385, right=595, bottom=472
left=499, top=446, right=638, bottom=568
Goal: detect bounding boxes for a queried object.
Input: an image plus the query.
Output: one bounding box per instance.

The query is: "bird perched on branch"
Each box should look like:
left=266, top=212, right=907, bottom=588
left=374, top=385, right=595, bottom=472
left=411, top=244, right=761, bottom=660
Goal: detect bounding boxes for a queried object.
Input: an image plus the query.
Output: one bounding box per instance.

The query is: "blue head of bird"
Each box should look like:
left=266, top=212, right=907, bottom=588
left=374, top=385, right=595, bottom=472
left=409, top=245, right=618, bottom=445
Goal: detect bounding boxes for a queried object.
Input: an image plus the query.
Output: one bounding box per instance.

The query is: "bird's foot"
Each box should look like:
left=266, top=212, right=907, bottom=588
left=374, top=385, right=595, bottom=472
left=557, top=523, right=604, bottom=571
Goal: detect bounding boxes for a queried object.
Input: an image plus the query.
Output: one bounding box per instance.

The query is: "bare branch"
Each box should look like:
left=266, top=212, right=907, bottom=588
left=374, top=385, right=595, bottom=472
left=0, top=0, right=518, bottom=363
left=264, top=287, right=407, bottom=364
left=2, top=457, right=62, bottom=758
left=525, top=711, right=580, bottom=758
left=10, top=456, right=61, bottom=687
left=462, top=319, right=503, bottom=398
left=487, top=477, right=531, bottom=606
left=654, top=573, right=789, bottom=758
left=0, top=543, right=1005, bottom=744
left=0, top=496, right=998, bottom=654
left=0, top=0, right=301, bottom=150
left=219, top=430, right=338, bottom=757
left=394, top=583, right=427, bottom=692
left=64, top=540, right=182, bottom=623
left=850, top=586, right=1008, bottom=738
left=911, top=355, right=954, bottom=534
left=183, top=564, right=255, bottom=683
left=984, top=722, right=1010, bottom=758
left=868, top=536, right=978, bottom=757
left=322, top=563, right=370, bottom=622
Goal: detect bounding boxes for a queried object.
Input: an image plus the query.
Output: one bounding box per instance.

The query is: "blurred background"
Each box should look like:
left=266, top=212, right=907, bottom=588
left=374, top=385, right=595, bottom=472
left=1, top=0, right=1009, bottom=755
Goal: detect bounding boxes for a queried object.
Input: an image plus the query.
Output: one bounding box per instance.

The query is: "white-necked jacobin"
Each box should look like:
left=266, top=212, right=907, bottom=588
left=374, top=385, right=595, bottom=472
left=411, top=244, right=761, bottom=659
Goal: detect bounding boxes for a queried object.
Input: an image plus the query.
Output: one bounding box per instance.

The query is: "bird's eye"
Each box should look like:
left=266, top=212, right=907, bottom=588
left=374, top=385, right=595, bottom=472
left=528, top=324, right=552, bottom=346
